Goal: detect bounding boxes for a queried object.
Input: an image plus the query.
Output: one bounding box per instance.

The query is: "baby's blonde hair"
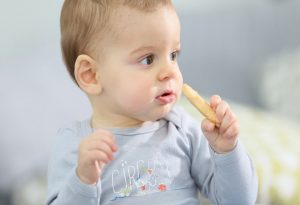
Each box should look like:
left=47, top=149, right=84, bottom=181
left=60, top=0, right=172, bottom=82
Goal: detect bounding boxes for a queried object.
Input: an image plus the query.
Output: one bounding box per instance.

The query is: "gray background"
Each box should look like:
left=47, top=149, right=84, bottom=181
left=1, top=0, right=300, bottom=202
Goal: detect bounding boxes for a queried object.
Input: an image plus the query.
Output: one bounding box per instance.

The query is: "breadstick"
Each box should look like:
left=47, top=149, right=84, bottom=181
left=182, top=84, right=220, bottom=127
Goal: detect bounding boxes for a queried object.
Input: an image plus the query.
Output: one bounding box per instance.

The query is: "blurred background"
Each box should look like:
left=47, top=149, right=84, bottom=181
left=0, top=0, right=300, bottom=204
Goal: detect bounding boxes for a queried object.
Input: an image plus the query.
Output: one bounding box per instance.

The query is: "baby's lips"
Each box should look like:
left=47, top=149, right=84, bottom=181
left=156, top=93, right=176, bottom=104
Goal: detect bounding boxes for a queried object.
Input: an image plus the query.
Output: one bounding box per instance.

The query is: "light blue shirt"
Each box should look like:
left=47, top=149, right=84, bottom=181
left=46, top=106, right=257, bottom=205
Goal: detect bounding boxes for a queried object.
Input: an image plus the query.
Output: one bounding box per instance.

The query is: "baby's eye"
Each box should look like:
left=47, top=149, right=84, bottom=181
left=170, top=51, right=179, bottom=61
left=139, top=55, right=154, bottom=65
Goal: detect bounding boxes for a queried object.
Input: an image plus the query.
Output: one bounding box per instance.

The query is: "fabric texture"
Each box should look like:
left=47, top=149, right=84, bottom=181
left=45, top=106, right=257, bottom=205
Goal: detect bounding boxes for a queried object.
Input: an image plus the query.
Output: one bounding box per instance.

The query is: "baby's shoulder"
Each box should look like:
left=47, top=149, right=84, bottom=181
left=165, top=106, right=201, bottom=135
left=54, top=119, right=90, bottom=144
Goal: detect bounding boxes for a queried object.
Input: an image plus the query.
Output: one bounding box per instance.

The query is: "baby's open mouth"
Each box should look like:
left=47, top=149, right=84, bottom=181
left=161, top=92, right=172, bottom=97
left=156, top=91, right=175, bottom=104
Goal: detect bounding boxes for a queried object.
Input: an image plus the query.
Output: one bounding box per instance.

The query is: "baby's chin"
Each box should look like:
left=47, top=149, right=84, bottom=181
left=131, top=100, right=177, bottom=122
left=150, top=103, right=175, bottom=121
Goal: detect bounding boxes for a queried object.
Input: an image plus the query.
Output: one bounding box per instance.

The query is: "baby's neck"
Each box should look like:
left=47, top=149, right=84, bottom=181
left=91, top=113, right=145, bottom=129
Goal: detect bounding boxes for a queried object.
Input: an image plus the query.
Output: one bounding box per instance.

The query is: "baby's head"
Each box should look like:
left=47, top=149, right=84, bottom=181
left=61, top=0, right=173, bottom=81
left=60, top=0, right=183, bottom=127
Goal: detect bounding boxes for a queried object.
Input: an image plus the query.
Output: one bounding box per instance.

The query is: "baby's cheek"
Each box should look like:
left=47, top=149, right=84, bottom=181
left=123, top=86, right=152, bottom=110
left=131, top=91, right=152, bottom=109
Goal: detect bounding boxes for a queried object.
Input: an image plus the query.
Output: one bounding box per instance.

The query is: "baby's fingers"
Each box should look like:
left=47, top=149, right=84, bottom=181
left=215, top=100, right=229, bottom=122
left=89, top=150, right=112, bottom=164
left=222, top=121, right=240, bottom=139
left=89, top=141, right=115, bottom=161
left=92, top=129, right=118, bottom=151
left=201, top=119, right=216, bottom=133
left=219, top=110, right=237, bottom=135
left=210, top=95, right=221, bottom=111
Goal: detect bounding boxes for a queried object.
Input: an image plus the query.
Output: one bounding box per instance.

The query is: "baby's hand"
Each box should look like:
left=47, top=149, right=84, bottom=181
left=76, top=129, right=117, bottom=185
left=201, top=95, right=239, bottom=154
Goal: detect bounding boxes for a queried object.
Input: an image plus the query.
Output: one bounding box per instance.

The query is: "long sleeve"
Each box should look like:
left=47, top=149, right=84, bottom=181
left=178, top=107, right=258, bottom=205
left=45, top=125, right=102, bottom=205
left=208, top=142, right=258, bottom=205
left=46, top=109, right=258, bottom=205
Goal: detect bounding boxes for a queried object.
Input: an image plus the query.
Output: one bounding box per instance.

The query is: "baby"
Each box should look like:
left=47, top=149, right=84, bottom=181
left=46, top=0, right=258, bottom=204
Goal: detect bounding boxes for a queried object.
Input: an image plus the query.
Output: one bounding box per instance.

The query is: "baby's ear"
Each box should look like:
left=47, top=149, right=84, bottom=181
left=74, top=54, right=102, bottom=95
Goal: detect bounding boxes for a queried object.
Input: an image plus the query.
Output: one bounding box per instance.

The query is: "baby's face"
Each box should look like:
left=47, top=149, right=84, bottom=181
left=95, top=5, right=183, bottom=125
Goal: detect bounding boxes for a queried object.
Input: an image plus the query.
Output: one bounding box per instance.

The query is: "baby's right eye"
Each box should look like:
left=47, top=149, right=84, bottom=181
left=139, top=55, right=154, bottom=65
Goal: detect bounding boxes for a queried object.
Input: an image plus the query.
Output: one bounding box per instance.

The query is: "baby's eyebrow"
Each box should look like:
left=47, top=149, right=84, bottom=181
left=130, top=46, right=155, bottom=56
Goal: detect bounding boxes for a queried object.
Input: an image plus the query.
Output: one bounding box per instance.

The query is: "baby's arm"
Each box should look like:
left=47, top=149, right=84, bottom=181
left=182, top=84, right=257, bottom=204
left=45, top=128, right=117, bottom=205
left=77, top=129, right=117, bottom=185
left=182, top=83, right=238, bottom=153
left=201, top=95, right=239, bottom=153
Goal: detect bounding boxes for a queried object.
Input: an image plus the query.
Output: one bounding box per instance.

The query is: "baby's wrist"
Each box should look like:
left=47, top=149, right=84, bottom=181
left=76, top=167, right=97, bottom=185
left=210, top=142, right=238, bottom=154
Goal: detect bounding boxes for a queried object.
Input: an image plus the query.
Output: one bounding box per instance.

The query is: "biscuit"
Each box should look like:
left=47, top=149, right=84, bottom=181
left=182, top=84, right=220, bottom=127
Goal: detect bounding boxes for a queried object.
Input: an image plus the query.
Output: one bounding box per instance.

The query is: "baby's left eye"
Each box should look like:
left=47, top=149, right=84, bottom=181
left=139, top=55, right=154, bottom=65
left=170, top=51, right=179, bottom=61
